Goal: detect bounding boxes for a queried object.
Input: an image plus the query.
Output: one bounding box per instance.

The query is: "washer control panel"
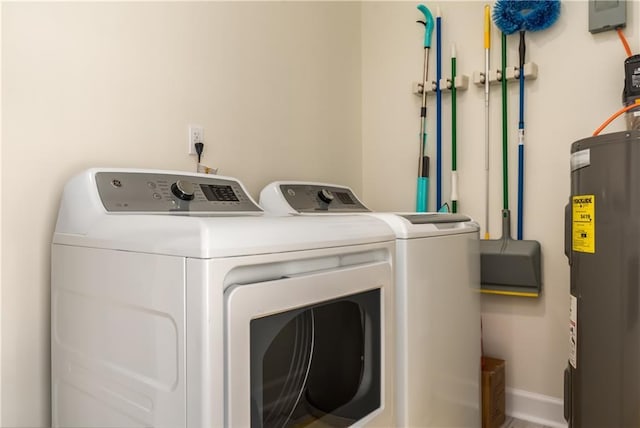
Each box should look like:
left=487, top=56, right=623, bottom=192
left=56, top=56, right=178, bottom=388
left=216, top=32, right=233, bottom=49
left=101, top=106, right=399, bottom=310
left=278, top=184, right=370, bottom=213
left=95, top=171, right=261, bottom=213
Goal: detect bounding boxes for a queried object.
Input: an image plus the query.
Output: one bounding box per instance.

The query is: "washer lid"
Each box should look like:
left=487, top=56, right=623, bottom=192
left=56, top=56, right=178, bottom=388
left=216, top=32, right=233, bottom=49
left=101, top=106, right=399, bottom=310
left=398, top=213, right=471, bottom=224
left=368, top=212, right=479, bottom=239
left=53, top=214, right=395, bottom=258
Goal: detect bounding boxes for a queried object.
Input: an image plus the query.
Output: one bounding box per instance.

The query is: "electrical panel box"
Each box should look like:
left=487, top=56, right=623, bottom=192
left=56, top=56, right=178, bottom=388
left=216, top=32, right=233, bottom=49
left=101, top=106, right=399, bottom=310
left=589, top=0, right=626, bottom=34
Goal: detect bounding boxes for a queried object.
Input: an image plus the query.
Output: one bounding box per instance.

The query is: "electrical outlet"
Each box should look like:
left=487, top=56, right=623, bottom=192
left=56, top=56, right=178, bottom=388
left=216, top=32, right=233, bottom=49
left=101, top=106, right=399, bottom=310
left=188, top=125, right=204, bottom=155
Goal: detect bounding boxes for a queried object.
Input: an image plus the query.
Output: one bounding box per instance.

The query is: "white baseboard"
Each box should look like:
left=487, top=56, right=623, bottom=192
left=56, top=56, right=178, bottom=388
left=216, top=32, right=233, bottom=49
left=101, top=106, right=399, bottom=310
left=506, top=388, right=568, bottom=428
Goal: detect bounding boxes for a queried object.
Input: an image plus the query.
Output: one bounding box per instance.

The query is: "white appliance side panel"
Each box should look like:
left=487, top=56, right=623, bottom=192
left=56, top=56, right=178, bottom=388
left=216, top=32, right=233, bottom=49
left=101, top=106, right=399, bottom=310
left=185, top=258, right=224, bottom=428
left=396, top=231, right=481, bottom=427
left=51, top=245, right=186, bottom=428
left=221, top=243, right=396, bottom=428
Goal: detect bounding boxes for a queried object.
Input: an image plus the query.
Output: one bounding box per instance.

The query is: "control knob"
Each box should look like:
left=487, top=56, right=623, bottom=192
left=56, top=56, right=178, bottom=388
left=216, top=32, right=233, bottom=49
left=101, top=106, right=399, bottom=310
left=318, top=188, right=335, bottom=204
left=171, top=180, right=195, bottom=201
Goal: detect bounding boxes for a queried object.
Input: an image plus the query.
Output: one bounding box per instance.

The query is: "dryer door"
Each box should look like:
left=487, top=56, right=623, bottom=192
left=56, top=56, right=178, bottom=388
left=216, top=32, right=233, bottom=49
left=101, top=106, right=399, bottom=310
left=225, top=260, right=390, bottom=428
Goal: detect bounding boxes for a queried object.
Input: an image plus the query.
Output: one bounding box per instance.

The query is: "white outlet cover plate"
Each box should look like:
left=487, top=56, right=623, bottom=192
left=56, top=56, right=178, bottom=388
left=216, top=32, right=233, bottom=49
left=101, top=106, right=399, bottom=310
left=188, top=125, right=203, bottom=155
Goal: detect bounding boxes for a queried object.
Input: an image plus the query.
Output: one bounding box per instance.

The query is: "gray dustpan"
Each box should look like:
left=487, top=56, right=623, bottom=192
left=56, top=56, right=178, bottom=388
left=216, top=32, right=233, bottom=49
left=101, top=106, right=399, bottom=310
left=480, top=209, right=541, bottom=296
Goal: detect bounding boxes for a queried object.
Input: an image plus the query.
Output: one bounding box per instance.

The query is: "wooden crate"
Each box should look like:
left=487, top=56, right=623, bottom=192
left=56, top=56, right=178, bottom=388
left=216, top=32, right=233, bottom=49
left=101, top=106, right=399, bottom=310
left=482, top=356, right=505, bottom=428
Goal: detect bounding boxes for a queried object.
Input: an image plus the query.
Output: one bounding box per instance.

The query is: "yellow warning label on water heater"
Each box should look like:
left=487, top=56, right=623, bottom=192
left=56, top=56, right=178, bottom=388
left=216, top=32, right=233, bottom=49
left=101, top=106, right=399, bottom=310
left=572, top=195, right=595, bottom=254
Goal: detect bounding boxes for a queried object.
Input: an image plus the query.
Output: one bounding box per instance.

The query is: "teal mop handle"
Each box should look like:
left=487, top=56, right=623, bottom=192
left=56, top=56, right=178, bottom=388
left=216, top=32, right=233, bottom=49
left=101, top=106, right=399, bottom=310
left=416, top=4, right=434, bottom=212
left=417, top=128, right=430, bottom=212
left=417, top=5, right=435, bottom=48
left=417, top=177, right=429, bottom=212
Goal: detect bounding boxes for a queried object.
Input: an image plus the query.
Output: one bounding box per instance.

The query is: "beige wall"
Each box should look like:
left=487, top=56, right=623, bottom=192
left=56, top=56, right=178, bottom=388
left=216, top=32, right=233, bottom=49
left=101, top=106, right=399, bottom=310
left=362, top=0, right=635, bottom=400
left=1, top=2, right=361, bottom=425
left=2, top=0, right=637, bottom=425
left=0, top=2, right=3, bottom=423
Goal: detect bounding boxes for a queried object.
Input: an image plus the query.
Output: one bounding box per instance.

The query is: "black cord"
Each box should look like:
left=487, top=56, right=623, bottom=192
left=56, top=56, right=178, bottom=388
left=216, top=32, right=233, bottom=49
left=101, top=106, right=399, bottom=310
left=195, top=142, right=204, bottom=164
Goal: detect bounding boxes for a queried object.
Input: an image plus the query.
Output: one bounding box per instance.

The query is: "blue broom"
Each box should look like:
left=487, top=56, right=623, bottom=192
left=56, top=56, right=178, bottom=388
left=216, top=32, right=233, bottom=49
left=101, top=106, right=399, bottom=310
left=493, top=0, right=560, bottom=239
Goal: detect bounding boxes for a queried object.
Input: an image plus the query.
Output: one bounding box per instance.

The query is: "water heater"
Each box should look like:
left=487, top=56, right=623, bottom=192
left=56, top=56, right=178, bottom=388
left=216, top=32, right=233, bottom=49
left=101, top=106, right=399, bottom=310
left=565, top=130, right=640, bottom=427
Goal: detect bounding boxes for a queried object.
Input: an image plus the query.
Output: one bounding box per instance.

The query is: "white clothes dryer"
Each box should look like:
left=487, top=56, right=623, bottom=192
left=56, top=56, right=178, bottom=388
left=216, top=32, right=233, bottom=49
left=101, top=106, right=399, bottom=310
left=51, top=169, right=396, bottom=428
left=260, top=182, right=481, bottom=428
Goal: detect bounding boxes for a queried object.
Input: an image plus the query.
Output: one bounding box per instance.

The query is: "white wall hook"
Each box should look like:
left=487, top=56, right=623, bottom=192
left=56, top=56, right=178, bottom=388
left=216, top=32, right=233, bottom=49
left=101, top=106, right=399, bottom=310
left=439, top=75, right=469, bottom=91
left=413, top=74, right=470, bottom=95
left=473, top=62, right=538, bottom=87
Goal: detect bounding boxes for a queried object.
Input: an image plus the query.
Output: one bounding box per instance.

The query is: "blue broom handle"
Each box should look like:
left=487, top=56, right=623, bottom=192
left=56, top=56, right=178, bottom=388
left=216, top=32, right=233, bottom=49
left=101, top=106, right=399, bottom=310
left=518, top=69, right=525, bottom=240
left=517, top=31, right=525, bottom=240
left=436, top=13, right=442, bottom=210
left=517, top=144, right=524, bottom=240
left=519, top=31, right=525, bottom=129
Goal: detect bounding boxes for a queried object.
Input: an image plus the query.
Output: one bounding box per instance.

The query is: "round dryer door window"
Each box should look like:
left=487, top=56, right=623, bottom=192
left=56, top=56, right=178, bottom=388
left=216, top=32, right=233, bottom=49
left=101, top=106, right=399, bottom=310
left=250, top=289, right=381, bottom=428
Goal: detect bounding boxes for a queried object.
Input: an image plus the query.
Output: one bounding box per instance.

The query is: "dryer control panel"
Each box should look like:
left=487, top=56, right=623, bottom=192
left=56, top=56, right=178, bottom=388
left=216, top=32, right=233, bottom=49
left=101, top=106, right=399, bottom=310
left=95, top=171, right=262, bottom=213
left=277, top=183, right=370, bottom=213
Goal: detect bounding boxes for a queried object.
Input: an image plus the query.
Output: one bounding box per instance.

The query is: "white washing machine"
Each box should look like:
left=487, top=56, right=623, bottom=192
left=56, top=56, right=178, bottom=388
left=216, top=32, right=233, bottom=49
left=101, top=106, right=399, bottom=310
left=51, top=169, right=397, bottom=428
left=260, top=182, right=481, bottom=428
